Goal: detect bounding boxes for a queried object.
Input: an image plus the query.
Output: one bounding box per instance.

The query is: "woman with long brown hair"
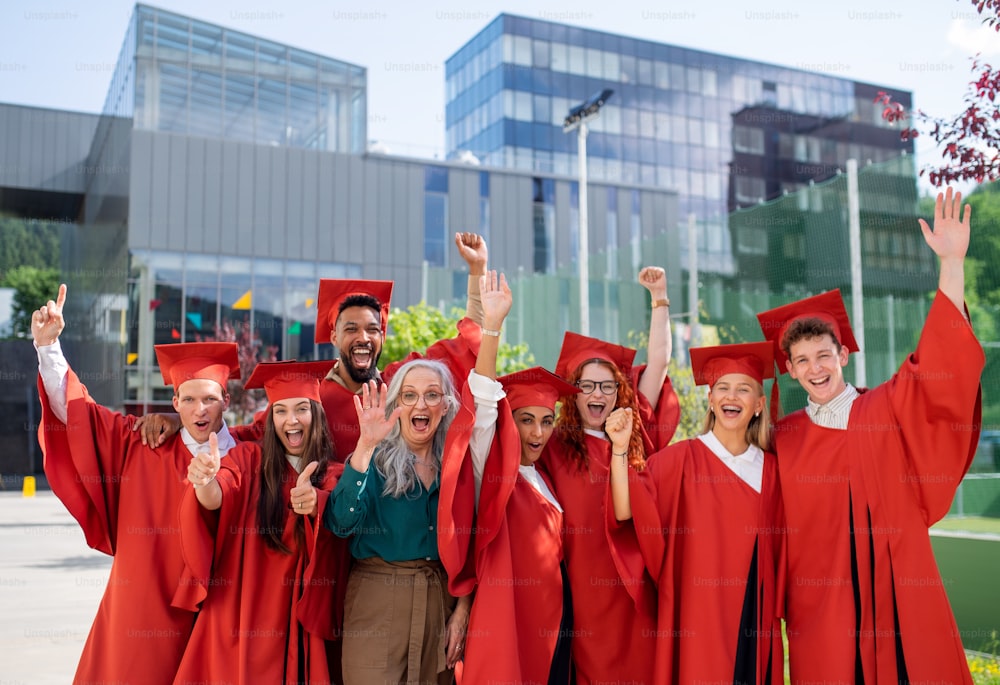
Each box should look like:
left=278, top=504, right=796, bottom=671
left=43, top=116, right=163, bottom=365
left=178, top=360, right=350, bottom=684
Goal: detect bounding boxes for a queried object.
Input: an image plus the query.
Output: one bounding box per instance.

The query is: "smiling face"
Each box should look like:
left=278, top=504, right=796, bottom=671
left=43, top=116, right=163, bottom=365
left=397, top=367, right=448, bottom=456
left=172, top=379, right=229, bottom=443
left=574, top=361, right=618, bottom=431
left=512, top=406, right=556, bottom=465
left=708, top=373, right=766, bottom=436
left=786, top=334, right=849, bottom=406
left=331, top=305, right=383, bottom=385
left=271, top=397, right=313, bottom=457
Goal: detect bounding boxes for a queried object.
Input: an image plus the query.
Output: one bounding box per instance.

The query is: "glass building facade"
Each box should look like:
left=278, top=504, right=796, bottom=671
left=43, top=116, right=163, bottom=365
left=108, top=4, right=366, bottom=151
left=445, top=14, right=913, bottom=274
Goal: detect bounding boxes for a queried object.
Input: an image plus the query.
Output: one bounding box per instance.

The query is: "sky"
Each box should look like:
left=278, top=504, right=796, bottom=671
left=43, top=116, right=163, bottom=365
left=1, top=0, right=995, bottom=196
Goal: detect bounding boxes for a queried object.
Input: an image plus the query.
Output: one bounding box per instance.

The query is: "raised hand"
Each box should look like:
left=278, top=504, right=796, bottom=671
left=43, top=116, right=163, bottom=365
left=351, top=380, right=402, bottom=471
left=289, top=461, right=319, bottom=516
left=605, top=407, right=634, bottom=454
left=31, top=283, right=67, bottom=347
left=919, top=187, right=971, bottom=261
left=188, top=432, right=221, bottom=488
left=638, top=266, right=667, bottom=298
left=454, top=232, right=488, bottom=274
left=479, top=270, right=512, bottom=330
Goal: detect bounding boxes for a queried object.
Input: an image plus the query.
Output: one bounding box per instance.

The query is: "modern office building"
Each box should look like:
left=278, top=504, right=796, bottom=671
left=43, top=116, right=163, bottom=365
left=444, top=14, right=915, bottom=275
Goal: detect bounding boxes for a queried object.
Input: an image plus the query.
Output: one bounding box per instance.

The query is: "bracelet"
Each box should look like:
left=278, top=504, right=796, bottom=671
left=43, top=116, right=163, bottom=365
left=613, top=451, right=628, bottom=464
left=651, top=297, right=670, bottom=309
left=481, top=327, right=502, bottom=337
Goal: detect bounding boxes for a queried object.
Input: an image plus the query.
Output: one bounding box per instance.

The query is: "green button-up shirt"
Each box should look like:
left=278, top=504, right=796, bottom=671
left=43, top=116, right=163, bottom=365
left=324, top=453, right=440, bottom=562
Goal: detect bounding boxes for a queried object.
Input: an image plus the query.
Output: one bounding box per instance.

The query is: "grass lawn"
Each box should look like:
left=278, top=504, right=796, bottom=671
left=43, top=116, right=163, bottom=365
left=933, top=516, right=1000, bottom=536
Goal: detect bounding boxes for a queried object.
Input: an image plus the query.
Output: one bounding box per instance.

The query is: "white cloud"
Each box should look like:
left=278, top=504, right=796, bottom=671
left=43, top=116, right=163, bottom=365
left=946, top=18, right=1000, bottom=57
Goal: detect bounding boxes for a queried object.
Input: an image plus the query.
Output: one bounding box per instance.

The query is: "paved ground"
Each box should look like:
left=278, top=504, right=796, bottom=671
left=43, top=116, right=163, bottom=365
left=0, top=490, right=109, bottom=685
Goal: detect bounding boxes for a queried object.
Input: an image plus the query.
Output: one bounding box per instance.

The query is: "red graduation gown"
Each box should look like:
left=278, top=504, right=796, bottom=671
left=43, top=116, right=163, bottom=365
left=174, top=450, right=349, bottom=684
left=439, top=385, right=565, bottom=685
left=540, top=433, right=659, bottom=684
left=37, top=368, right=255, bottom=684
left=611, top=439, right=784, bottom=684
left=775, top=292, right=983, bottom=685
left=234, top=317, right=482, bottom=456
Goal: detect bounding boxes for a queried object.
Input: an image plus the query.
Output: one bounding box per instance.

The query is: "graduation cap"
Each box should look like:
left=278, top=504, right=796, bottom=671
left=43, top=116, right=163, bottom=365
left=314, top=279, right=394, bottom=344
left=155, top=342, right=241, bottom=390
left=755, top=289, right=859, bottom=373
left=689, top=342, right=775, bottom=388
left=499, top=366, right=581, bottom=412
left=244, top=360, right=331, bottom=403
left=554, top=331, right=636, bottom=381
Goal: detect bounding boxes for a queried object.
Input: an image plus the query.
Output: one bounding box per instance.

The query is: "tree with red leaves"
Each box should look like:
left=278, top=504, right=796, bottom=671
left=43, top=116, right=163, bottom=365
left=877, top=0, right=1000, bottom=186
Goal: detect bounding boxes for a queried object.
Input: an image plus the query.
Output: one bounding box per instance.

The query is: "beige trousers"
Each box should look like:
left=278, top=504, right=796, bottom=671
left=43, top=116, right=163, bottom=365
left=341, top=557, right=456, bottom=685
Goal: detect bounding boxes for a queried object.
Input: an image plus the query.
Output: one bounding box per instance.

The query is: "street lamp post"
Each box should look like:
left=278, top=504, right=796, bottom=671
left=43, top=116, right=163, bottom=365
left=563, top=88, right=613, bottom=337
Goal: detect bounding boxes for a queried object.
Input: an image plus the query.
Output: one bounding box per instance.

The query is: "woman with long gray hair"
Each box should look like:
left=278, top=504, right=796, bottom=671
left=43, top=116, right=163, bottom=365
left=324, top=358, right=472, bottom=684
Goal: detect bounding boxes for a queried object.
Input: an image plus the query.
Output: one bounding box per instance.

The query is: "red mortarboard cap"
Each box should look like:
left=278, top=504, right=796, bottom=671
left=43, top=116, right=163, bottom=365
left=756, top=289, right=859, bottom=373
left=689, top=342, right=775, bottom=388
left=554, top=331, right=636, bottom=381
left=155, top=342, right=241, bottom=390
left=244, top=360, right=330, bottom=404
left=314, top=279, right=393, bottom=344
left=499, top=366, right=581, bottom=412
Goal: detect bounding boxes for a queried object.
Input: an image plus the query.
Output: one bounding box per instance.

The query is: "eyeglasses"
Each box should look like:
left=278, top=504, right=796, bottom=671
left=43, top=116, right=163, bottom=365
left=576, top=380, right=620, bottom=395
left=399, top=390, right=445, bottom=407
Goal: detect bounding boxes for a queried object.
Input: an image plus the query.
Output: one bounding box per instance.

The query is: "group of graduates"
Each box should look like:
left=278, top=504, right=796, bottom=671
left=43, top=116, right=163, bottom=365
left=33, top=189, right=983, bottom=685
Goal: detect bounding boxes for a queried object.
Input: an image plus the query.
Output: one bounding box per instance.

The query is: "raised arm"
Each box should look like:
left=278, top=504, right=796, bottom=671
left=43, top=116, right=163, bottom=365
left=919, top=187, right=970, bottom=312
left=636, top=267, right=672, bottom=409
left=606, top=407, right=635, bottom=521
left=32, top=284, right=70, bottom=423
left=468, top=271, right=512, bottom=499
left=455, top=232, right=488, bottom=325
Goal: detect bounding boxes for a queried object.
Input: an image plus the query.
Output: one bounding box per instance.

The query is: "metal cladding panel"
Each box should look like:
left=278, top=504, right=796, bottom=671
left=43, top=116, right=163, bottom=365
left=235, top=143, right=255, bottom=256
left=253, top=146, right=273, bottom=257
left=127, top=130, right=153, bottom=247
left=201, top=138, right=223, bottom=254
left=267, top=149, right=288, bottom=259
left=332, top=154, right=351, bottom=261
left=184, top=137, right=206, bottom=254
left=218, top=139, right=241, bottom=253
left=286, top=147, right=307, bottom=262
left=316, top=151, right=335, bottom=261
left=147, top=133, right=171, bottom=250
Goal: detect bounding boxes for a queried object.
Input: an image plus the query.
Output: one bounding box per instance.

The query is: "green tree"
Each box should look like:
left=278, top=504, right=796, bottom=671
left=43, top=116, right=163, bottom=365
left=0, top=217, right=63, bottom=278
left=381, top=302, right=534, bottom=376
left=3, top=266, right=61, bottom=338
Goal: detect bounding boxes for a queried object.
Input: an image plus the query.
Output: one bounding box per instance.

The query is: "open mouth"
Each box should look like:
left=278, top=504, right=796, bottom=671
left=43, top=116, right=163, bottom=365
left=586, top=401, right=606, bottom=421
left=285, top=429, right=304, bottom=448
left=809, top=375, right=831, bottom=390
left=193, top=420, right=210, bottom=431
left=350, top=344, right=374, bottom=368
left=411, top=414, right=431, bottom=432
left=720, top=403, right=742, bottom=419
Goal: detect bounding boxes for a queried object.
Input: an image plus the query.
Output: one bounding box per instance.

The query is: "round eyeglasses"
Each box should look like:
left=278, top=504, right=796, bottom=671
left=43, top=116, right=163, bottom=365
left=575, top=380, right=620, bottom=395
left=399, top=390, right=445, bottom=407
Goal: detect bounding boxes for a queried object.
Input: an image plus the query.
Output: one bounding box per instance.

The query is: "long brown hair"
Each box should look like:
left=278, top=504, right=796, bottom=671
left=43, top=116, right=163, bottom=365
left=556, top=360, right=646, bottom=471
left=256, top=399, right=335, bottom=553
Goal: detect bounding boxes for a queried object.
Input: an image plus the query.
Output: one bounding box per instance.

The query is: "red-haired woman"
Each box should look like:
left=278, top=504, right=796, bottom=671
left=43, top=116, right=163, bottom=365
left=538, top=266, right=679, bottom=684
